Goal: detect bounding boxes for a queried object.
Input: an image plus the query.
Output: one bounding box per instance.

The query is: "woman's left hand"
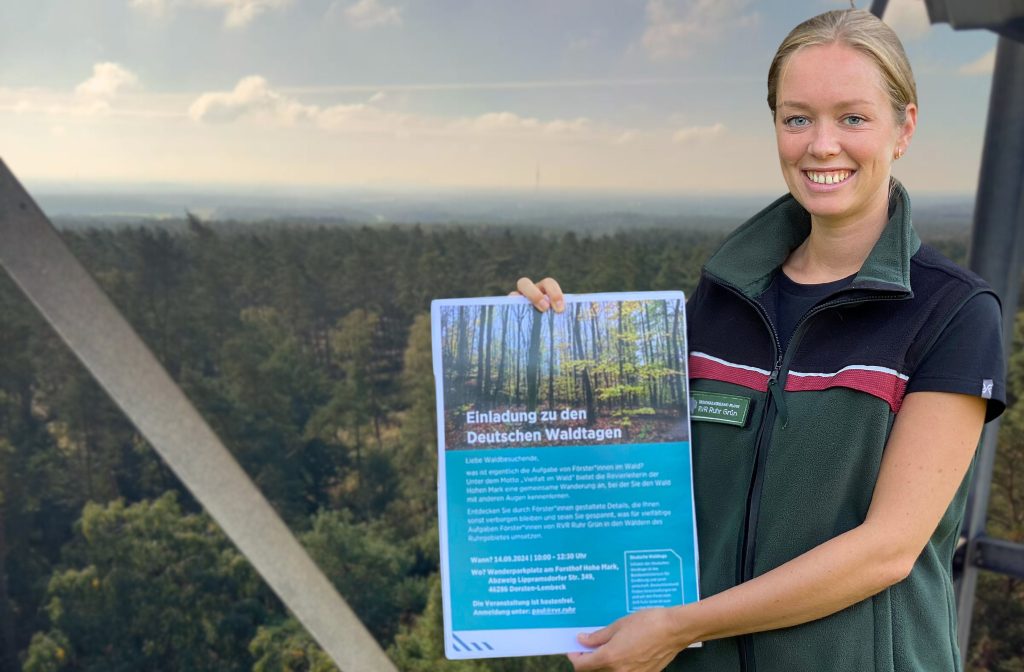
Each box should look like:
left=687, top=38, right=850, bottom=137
left=567, top=607, right=691, bottom=672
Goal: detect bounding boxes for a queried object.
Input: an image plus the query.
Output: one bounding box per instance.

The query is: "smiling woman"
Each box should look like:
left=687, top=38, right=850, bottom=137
left=513, top=9, right=1006, bottom=672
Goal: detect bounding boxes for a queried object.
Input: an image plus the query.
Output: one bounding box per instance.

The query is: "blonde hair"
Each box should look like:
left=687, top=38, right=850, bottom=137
left=767, top=9, right=917, bottom=124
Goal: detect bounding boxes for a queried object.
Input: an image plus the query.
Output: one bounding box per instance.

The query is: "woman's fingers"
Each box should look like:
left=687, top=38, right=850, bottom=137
left=516, top=277, right=549, bottom=311
left=566, top=624, right=616, bottom=670
left=537, top=277, right=565, bottom=312
left=516, top=277, right=565, bottom=313
left=578, top=626, right=614, bottom=648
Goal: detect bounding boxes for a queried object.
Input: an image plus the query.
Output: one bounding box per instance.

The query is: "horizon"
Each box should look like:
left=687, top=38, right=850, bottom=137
left=33, top=183, right=979, bottom=229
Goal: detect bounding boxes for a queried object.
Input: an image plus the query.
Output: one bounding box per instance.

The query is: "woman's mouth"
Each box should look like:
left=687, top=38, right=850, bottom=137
left=802, top=169, right=855, bottom=190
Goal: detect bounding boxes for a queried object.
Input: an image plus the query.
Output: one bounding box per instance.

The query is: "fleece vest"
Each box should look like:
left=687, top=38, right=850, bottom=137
left=671, top=185, right=996, bottom=672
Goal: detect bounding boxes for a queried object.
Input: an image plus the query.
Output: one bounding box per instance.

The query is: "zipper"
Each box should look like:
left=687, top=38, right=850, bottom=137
left=707, top=273, right=905, bottom=672
left=740, top=292, right=902, bottom=583
left=711, top=278, right=780, bottom=672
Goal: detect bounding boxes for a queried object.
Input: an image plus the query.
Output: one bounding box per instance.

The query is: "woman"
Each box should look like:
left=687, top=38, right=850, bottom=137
left=514, top=10, right=1005, bottom=672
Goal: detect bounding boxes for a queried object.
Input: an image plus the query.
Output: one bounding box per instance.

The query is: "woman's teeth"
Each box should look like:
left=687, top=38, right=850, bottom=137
left=806, top=170, right=851, bottom=185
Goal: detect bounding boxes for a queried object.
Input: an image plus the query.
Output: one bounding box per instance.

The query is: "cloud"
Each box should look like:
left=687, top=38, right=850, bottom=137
left=129, top=0, right=292, bottom=28
left=883, top=0, right=931, bottom=40
left=567, top=29, right=603, bottom=53
left=129, top=0, right=169, bottom=16
left=958, top=48, right=996, bottom=76
left=642, top=0, right=758, bottom=60
left=189, top=76, right=317, bottom=124
left=189, top=76, right=607, bottom=143
left=672, top=122, right=725, bottom=143
left=75, top=62, right=139, bottom=99
left=337, top=0, right=401, bottom=29
left=210, top=0, right=292, bottom=28
left=614, top=130, right=640, bottom=145
left=453, top=112, right=591, bottom=136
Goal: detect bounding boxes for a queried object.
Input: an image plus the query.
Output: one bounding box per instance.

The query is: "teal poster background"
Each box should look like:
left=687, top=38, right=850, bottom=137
left=445, top=442, right=698, bottom=631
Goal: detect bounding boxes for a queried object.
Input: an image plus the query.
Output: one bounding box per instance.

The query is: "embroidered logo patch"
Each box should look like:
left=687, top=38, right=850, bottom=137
left=982, top=379, right=994, bottom=399
left=690, top=391, right=751, bottom=427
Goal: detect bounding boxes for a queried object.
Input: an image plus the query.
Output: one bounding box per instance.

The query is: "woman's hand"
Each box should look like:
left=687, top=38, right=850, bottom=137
left=511, top=276, right=566, bottom=313
left=567, top=607, right=691, bottom=672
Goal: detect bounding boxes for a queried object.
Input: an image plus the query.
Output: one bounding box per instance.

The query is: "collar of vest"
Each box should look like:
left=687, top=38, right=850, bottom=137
left=703, top=180, right=921, bottom=300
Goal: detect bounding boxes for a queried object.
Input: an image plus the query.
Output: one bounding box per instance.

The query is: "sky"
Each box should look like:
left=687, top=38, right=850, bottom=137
left=0, top=0, right=999, bottom=195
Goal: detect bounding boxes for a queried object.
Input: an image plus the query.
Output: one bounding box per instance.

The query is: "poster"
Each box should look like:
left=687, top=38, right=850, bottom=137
left=431, top=292, right=700, bottom=659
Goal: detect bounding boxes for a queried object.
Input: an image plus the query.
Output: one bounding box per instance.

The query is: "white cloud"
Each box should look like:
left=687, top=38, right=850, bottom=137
left=209, top=0, right=291, bottom=28
left=188, top=76, right=607, bottom=144
left=129, top=0, right=168, bottom=14
left=567, top=29, right=603, bottom=53
left=883, top=0, right=931, bottom=40
left=642, top=0, right=758, bottom=61
left=453, top=112, right=590, bottom=136
left=339, top=0, right=401, bottom=29
left=672, top=122, right=725, bottom=143
left=958, top=48, right=996, bottom=76
left=75, top=62, right=139, bottom=99
left=614, top=130, right=640, bottom=145
left=129, top=0, right=291, bottom=28
left=189, top=76, right=317, bottom=124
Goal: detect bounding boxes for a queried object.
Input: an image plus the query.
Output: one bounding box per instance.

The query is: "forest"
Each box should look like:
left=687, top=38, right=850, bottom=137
left=437, top=299, right=687, bottom=450
left=0, top=217, right=1021, bottom=671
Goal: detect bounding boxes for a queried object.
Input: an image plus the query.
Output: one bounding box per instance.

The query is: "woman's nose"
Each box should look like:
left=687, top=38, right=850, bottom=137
left=807, top=124, right=841, bottom=158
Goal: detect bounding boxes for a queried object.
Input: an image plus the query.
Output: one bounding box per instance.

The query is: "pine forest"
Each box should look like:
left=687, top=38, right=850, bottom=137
left=0, top=218, right=1020, bottom=671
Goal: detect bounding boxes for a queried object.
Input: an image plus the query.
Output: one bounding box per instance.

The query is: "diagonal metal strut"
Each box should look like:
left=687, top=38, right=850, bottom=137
left=0, top=159, right=398, bottom=672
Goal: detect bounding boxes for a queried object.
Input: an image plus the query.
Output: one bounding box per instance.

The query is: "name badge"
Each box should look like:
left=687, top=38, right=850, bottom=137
left=690, top=391, right=751, bottom=427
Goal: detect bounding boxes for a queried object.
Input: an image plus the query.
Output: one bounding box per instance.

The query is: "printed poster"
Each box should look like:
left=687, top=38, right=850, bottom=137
left=431, top=292, right=700, bottom=659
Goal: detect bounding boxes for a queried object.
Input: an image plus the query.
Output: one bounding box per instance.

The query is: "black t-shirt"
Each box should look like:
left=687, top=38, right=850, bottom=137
left=758, top=270, right=1006, bottom=420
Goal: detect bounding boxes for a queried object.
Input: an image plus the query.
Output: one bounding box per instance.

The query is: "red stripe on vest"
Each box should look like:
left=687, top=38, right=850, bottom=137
left=785, top=369, right=907, bottom=413
left=688, top=354, right=770, bottom=392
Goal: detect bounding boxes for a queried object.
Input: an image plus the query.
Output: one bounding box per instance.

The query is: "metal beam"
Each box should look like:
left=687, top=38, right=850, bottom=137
left=956, top=35, right=1024, bottom=660
left=974, top=537, right=1024, bottom=581
left=922, top=0, right=1024, bottom=42
left=0, top=159, right=398, bottom=672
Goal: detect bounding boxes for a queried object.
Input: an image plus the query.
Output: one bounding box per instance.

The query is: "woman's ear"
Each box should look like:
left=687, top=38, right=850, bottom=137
left=898, top=102, right=918, bottom=156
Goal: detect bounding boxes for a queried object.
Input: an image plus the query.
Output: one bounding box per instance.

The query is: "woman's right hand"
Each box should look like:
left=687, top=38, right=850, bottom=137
left=512, top=277, right=566, bottom=313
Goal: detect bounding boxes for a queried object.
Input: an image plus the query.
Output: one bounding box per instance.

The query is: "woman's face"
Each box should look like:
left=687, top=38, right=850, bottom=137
left=774, top=42, right=916, bottom=226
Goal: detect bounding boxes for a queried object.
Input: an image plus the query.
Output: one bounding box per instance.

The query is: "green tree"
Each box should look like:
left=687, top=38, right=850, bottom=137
left=300, top=509, right=429, bottom=645
left=249, top=619, right=338, bottom=672
left=23, top=494, right=273, bottom=672
left=216, top=307, right=335, bottom=525
left=386, top=314, right=439, bottom=542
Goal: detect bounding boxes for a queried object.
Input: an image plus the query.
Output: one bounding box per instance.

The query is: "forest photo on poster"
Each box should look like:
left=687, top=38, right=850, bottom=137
left=437, top=297, right=687, bottom=450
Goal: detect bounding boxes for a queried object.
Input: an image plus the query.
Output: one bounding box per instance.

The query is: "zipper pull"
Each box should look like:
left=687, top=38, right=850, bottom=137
left=768, top=359, right=789, bottom=428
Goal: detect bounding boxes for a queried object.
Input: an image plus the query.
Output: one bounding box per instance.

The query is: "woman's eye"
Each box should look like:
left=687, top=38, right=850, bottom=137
left=843, top=115, right=866, bottom=126
left=784, top=116, right=810, bottom=128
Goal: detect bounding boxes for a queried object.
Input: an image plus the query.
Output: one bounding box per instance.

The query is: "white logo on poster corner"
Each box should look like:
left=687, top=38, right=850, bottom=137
left=981, top=379, right=993, bottom=399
